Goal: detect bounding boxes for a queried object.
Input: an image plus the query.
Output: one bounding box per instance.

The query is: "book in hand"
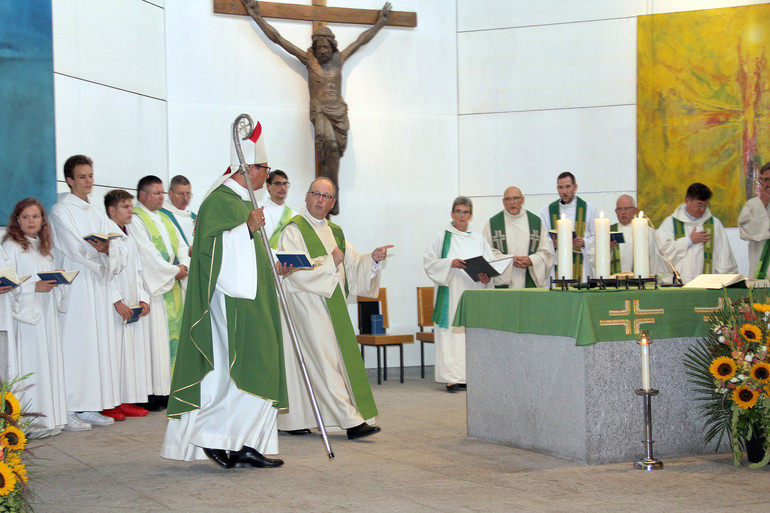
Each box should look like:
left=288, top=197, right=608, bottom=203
left=83, top=232, right=122, bottom=243
left=610, top=232, right=625, bottom=244
left=548, top=229, right=577, bottom=241
left=124, top=305, right=145, bottom=325
left=275, top=251, right=314, bottom=270
left=0, top=266, right=30, bottom=288
left=37, top=270, right=79, bottom=285
left=462, top=255, right=514, bottom=282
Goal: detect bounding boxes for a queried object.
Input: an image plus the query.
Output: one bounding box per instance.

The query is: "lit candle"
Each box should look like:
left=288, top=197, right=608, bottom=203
left=632, top=212, right=650, bottom=278
left=595, top=211, right=611, bottom=278
left=640, top=337, right=651, bottom=390
left=557, top=213, right=573, bottom=280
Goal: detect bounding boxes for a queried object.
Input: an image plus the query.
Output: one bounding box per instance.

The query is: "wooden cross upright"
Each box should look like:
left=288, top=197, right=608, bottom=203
left=213, top=0, right=417, bottom=33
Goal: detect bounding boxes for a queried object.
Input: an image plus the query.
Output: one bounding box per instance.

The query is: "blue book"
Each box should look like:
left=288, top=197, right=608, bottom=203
left=610, top=232, right=625, bottom=244
left=124, top=305, right=145, bottom=325
left=0, top=266, right=29, bottom=288
left=276, top=251, right=313, bottom=269
left=37, top=270, right=79, bottom=285
left=370, top=314, right=385, bottom=335
left=83, top=232, right=122, bottom=243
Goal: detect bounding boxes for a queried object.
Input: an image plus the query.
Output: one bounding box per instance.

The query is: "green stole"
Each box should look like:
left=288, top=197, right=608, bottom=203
left=268, top=205, right=293, bottom=249
left=673, top=217, right=714, bottom=273
left=549, top=197, right=587, bottom=279
left=432, top=231, right=453, bottom=328
left=159, top=207, right=196, bottom=247
left=756, top=240, right=770, bottom=279
left=610, top=223, right=621, bottom=274
left=167, top=185, right=287, bottom=418
left=488, top=210, right=542, bottom=288
left=133, top=207, right=184, bottom=374
left=289, top=215, right=378, bottom=420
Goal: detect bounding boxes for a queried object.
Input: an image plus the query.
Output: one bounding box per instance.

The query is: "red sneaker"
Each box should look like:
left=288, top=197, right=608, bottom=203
left=101, top=408, right=126, bottom=421
left=118, top=403, right=149, bottom=417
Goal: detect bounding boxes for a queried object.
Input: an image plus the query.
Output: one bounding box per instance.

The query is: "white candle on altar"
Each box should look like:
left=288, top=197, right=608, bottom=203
left=640, top=337, right=651, bottom=390
left=632, top=212, right=650, bottom=278
left=595, top=212, right=611, bottom=278
left=557, top=213, right=573, bottom=280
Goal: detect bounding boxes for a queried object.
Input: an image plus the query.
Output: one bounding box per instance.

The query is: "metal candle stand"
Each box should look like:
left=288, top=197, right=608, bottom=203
left=549, top=275, right=658, bottom=291
left=634, top=331, right=663, bottom=471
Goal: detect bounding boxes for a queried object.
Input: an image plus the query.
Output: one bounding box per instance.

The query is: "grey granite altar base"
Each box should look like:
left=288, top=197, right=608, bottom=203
left=466, top=328, right=721, bottom=465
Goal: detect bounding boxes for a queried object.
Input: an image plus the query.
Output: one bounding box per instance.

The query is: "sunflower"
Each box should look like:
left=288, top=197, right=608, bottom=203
left=710, top=356, right=737, bottom=381
left=740, top=324, right=762, bottom=343
left=733, top=385, right=759, bottom=409
left=755, top=303, right=770, bottom=313
left=12, top=463, right=27, bottom=484
left=0, top=462, right=16, bottom=496
left=751, top=362, right=770, bottom=383
left=1, top=392, right=21, bottom=421
left=0, top=426, right=26, bottom=451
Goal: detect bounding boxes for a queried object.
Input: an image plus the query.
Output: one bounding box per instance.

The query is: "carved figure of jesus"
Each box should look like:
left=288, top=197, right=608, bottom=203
left=242, top=0, right=393, bottom=214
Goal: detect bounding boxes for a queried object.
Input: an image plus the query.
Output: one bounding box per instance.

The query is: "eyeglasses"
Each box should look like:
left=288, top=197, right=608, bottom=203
left=251, top=164, right=271, bottom=173
left=271, top=181, right=290, bottom=187
left=308, top=190, right=335, bottom=201
left=453, top=209, right=471, bottom=215
left=170, top=191, right=193, bottom=198
left=759, top=177, right=770, bottom=184
left=615, top=207, right=635, bottom=212
left=503, top=196, right=523, bottom=201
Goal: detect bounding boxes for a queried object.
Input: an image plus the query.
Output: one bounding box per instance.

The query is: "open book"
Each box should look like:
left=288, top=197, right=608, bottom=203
left=83, top=232, right=122, bottom=243
left=0, top=266, right=29, bottom=288
left=462, top=255, right=513, bottom=282
left=37, top=270, right=80, bottom=285
left=275, top=251, right=314, bottom=270
left=682, top=274, right=747, bottom=289
left=124, top=305, right=145, bottom=325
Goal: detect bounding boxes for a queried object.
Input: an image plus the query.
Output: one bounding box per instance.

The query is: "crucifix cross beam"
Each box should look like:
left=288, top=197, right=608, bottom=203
left=214, top=0, right=417, bottom=33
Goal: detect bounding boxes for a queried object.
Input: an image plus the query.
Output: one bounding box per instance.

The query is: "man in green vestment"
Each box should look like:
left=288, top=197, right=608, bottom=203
left=538, top=172, right=599, bottom=280
left=276, top=177, right=392, bottom=440
left=483, top=186, right=553, bottom=288
left=161, top=120, right=289, bottom=469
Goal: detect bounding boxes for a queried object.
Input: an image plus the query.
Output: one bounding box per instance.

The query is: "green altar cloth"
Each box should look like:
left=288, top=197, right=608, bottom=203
left=454, top=288, right=760, bottom=347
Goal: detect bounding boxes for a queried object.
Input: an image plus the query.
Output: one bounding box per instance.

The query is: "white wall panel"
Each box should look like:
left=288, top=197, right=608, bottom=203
left=459, top=0, right=646, bottom=32
left=459, top=105, right=636, bottom=198
left=458, top=17, right=637, bottom=114
left=54, top=75, right=168, bottom=191
left=165, top=0, right=451, bottom=115
left=52, top=0, right=166, bottom=99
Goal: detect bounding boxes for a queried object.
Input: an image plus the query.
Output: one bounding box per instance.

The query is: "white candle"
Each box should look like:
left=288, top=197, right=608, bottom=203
left=632, top=212, right=650, bottom=278
left=557, top=214, right=573, bottom=280
left=595, top=212, right=611, bottom=278
left=640, top=338, right=651, bottom=390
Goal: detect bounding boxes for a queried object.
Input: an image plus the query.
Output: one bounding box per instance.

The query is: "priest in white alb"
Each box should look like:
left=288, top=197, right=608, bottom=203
left=128, top=175, right=190, bottom=409
left=483, top=186, right=553, bottom=288
left=160, top=174, right=197, bottom=253
left=260, top=169, right=295, bottom=249
left=739, top=162, right=770, bottom=280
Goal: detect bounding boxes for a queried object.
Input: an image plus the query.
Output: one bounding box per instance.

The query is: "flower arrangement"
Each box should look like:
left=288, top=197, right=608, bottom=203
left=0, top=378, right=33, bottom=513
left=684, top=290, right=770, bottom=468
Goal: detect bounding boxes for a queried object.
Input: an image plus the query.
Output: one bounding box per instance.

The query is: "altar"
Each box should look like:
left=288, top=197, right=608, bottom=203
left=454, top=288, right=754, bottom=465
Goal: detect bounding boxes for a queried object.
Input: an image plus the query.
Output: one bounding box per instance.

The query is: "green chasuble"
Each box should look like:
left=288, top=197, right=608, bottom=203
left=610, top=223, right=621, bottom=274
left=167, top=185, right=288, bottom=419
left=133, top=207, right=184, bottom=374
left=288, top=215, right=378, bottom=420
left=268, top=205, right=293, bottom=249
left=549, top=197, right=587, bottom=279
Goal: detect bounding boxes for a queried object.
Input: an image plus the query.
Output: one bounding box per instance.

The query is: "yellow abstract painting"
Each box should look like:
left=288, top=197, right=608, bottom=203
left=637, top=4, right=770, bottom=226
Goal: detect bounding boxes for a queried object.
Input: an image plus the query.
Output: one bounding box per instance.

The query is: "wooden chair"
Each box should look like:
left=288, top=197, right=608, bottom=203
left=416, top=286, right=435, bottom=379
left=356, top=288, right=414, bottom=384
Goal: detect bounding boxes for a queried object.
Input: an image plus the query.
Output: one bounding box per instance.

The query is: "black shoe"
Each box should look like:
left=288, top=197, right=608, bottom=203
left=230, top=446, right=284, bottom=468
left=346, top=422, right=381, bottom=440
left=458, top=383, right=467, bottom=389
left=446, top=384, right=460, bottom=393
left=280, top=429, right=312, bottom=436
left=203, top=448, right=233, bottom=469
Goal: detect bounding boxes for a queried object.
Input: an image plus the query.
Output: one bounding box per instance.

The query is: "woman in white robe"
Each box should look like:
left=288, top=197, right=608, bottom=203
left=424, top=197, right=494, bottom=392
left=2, top=198, right=68, bottom=436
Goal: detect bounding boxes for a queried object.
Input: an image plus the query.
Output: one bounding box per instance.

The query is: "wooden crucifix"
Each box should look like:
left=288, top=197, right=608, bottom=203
left=214, top=0, right=417, bottom=215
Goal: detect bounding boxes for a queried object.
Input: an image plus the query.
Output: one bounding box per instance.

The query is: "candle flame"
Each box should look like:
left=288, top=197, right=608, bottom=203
left=600, top=210, right=605, bottom=218
left=560, top=213, right=566, bottom=219
left=638, top=211, right=644, bottom=218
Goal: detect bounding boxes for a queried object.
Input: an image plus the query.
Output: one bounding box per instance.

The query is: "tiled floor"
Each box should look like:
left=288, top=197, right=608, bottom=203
left=28, top=367, right=770, bottom=512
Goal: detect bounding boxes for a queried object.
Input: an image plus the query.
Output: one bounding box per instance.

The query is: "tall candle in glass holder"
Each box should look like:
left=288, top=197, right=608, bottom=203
left=632, top=212, right=650, bottom=278
left=595, top=212, right=611, bottom=278
left=557, top=213, right=573, bottom=279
